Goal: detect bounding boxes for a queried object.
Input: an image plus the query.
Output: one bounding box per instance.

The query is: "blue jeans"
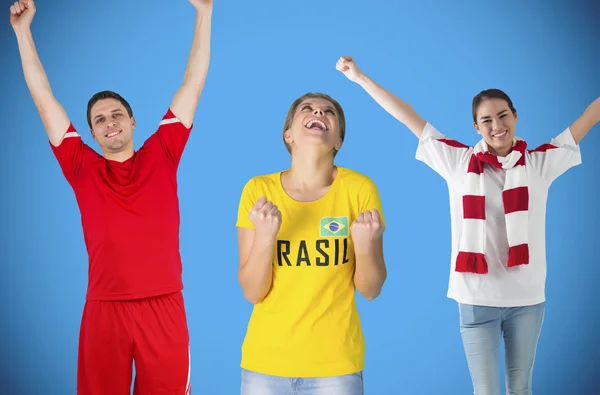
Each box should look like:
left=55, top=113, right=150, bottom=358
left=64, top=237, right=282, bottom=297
left=240, top=369, right=364, bottom=395
left=459, top=302, right=545, bottom=395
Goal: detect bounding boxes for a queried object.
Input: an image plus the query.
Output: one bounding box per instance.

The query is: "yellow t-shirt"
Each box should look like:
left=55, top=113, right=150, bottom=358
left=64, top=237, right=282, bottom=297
left=235, top=166, right=385, bottom=378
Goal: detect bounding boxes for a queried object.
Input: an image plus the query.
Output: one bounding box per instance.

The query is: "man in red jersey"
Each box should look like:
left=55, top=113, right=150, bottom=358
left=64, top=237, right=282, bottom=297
left=10, top=0, right=212, bottom=393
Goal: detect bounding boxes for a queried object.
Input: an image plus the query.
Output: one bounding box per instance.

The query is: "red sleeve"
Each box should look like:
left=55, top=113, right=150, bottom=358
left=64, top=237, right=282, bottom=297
left=151, top=108, right=193, bottom=167
left=49, top=123, right=89, bottom=186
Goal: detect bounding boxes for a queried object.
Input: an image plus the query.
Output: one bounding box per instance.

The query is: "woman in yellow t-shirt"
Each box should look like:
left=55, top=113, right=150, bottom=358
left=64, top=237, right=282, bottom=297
left=236, top=92, right=387, bottom=395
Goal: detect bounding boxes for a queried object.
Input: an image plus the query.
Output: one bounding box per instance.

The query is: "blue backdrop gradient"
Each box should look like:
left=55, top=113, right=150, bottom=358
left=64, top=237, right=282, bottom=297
left=1, top=0, right=599, bottom=394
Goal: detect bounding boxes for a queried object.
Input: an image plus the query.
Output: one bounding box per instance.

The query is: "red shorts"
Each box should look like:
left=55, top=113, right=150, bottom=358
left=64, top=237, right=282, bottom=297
left=77, top=292, right=191, bottom=395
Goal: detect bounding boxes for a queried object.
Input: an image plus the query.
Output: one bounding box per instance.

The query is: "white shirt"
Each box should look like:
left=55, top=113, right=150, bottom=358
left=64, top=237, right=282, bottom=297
left=416, top=123, right=582, bottom=307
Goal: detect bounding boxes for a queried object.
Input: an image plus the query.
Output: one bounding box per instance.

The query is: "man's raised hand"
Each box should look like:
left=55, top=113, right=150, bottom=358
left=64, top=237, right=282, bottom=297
left=188, top=0, right=213, bottom=15
left=10, top=0, right=35, bottom=32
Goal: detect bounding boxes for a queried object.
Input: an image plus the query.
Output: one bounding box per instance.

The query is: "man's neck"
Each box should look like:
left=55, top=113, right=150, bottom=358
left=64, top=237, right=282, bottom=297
left=103, top=148, right=135, bottom=162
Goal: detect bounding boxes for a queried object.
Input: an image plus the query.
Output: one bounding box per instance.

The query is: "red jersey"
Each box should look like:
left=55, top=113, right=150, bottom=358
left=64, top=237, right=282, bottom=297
left=50, top=108, right=192, bottom=301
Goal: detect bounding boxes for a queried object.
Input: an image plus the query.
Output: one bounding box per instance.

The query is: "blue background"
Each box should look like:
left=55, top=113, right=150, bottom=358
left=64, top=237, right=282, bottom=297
left=1, top=0, right=599, bottom=394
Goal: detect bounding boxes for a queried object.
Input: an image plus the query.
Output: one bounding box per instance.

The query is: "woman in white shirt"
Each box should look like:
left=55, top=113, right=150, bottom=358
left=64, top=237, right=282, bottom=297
left=335, top=56, right=599, bottom=395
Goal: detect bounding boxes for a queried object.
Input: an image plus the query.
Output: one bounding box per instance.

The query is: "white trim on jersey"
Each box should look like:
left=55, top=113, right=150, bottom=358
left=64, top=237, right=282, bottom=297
left=159, top=117, right=181, bottom=126
left=185, top=344, right=191, bottom=395
left=64, top=132, right=80, bottom=138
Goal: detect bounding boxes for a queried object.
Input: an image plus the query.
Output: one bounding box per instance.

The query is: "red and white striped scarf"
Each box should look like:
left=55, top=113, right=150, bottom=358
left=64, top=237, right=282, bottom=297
left=455, top=138, right=530, bottom=274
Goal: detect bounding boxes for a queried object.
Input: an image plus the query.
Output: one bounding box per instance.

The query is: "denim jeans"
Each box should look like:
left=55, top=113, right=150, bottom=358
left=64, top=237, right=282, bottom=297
left=240, top=369, right=364, bottom=395
left=459, top=302, right=545, bottom=395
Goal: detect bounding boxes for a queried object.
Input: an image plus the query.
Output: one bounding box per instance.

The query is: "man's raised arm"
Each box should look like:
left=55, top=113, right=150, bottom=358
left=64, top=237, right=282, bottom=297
left=11, top=0, right=71, bottom=147
left=170, top=0, right=213, bottom=128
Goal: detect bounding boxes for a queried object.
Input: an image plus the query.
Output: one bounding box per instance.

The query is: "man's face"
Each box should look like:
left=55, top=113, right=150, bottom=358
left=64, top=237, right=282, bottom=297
left=89, top=98, right=136, bottom=155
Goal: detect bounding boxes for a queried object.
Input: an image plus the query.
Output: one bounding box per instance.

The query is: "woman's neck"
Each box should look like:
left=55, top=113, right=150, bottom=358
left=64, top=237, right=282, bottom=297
left=282, top=151, right=337, bottom=201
